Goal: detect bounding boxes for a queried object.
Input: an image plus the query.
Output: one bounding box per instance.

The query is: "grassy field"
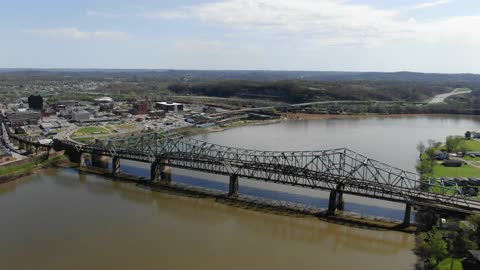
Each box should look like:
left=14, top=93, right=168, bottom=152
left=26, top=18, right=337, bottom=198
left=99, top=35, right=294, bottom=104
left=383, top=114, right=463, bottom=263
left=434, top=258, right=463, bottom=270
left=72, top=126, right=111, bottom=137
left=464, top=139, right=480, bottom=151
left=114, top=124, right=136, bottom=130
left=463, top=156, right=480, bottom=161
left=430, top=163, right=480, bottom=178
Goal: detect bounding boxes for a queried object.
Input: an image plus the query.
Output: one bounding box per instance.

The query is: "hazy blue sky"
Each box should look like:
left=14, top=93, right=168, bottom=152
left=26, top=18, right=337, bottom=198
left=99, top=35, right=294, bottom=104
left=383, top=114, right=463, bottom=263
left=1, top=0, right=480, bottom=73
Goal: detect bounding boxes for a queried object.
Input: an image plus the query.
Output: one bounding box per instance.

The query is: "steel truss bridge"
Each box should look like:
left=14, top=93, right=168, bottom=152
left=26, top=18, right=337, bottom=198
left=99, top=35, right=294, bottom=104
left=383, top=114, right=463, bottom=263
left=51, top=130, right=480, bottom=219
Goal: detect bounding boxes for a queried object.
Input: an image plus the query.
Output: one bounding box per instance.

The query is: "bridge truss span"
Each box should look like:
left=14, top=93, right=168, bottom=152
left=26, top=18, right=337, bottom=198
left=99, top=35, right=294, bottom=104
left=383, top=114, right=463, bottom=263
left=54, top=130, right=480, bottom=213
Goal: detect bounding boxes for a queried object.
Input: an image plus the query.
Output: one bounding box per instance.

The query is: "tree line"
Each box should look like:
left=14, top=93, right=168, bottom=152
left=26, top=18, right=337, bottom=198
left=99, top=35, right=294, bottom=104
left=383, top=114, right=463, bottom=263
left=167, top=80, right=454, bottom=103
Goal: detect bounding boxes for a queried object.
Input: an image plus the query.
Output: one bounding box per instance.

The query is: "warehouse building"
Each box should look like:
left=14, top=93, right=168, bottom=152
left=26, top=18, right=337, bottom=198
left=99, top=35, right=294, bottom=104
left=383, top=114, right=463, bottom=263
left=71, top=110, right=91, bottom=122
left=6, top=111, right=41, bottom=127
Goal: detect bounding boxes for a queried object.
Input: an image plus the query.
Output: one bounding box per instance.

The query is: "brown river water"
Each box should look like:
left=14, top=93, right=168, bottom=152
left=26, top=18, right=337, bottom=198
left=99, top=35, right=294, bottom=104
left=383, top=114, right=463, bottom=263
left=2, top=115, right=480, bottom=270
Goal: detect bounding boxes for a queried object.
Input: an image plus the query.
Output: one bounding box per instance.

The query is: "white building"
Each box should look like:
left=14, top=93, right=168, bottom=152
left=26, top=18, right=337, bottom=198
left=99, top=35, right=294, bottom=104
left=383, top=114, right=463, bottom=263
left=72, top=111, right=90, bottom=122
left=155, top=102, right=184, bottom=113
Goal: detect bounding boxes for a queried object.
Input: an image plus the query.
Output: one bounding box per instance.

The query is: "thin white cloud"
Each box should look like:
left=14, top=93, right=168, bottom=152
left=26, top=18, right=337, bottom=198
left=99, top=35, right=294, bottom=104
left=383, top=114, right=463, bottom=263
left=141, top=0, right=478, bottom=47
left=173, top=39, right=226, bottom=57
left=410, top=0, right=452, bottom=10
left=24, top=28, right=129, bottom=40
left=86, top=10, right=126, bottom=18
left=141, top=9, right=190, bottom=19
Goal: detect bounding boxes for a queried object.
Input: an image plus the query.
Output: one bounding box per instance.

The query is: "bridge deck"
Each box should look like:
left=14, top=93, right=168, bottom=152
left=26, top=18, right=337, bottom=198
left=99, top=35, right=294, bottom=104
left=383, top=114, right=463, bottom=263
left=51, top=130, right=480, bottom=214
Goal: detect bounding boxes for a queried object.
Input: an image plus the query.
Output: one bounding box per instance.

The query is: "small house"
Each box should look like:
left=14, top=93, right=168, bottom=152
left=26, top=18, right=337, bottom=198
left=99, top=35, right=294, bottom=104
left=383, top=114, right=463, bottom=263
left=468, top=178, right=480, bottom=186
left=442, top=159, right=464, bottom=167
left=434, top=150, right=449, bottom=160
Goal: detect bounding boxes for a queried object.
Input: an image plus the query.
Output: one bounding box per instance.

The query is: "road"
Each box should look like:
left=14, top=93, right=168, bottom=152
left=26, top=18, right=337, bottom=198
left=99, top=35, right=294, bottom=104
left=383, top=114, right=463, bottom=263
left=429, top=88, right=472, bottom=104
left=0, top=122, right=27, bottom=160
left=211, top=89, right=472, bottom=118
left=211, top=100, right=408, bottom=117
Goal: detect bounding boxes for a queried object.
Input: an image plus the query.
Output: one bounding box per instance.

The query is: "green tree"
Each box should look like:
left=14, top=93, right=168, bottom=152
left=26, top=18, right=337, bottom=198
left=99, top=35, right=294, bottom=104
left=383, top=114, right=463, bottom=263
left=468, top=214, right=480, bottom=244
left=419, top=230, right=448, bottom=266
left=466, top=131, right=472, bottom=140
left=448, top=230, right=478, bottom=256
left=445, top=136, right=465, bottom=153
left=417, top=159, right=434, bottom=175
left=417, top=147, right=436, bottom=175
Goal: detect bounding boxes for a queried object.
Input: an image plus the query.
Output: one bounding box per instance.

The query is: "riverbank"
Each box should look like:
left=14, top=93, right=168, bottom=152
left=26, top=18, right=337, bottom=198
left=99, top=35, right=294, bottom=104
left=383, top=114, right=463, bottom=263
left=0, top=152, right=68, bottom=184
left=282, top=112, right=480, bottom=120
left=175, top=119, right=282, bottom=137
left=176, top=113, right=458, bottom=137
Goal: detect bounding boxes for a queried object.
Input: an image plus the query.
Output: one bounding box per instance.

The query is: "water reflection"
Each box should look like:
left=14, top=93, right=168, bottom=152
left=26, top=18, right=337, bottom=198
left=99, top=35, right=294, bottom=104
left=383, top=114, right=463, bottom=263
left=0, top=168, right=416, bottom=270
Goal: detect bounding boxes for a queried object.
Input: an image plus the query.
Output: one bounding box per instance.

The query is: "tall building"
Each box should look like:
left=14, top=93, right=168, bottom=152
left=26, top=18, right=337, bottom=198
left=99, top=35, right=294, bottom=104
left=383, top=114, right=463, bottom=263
left=28, top=95, right=43, bottom=110
left=94, top=97, right=114, bottom=112
left=155, top=102, right=184, bottom=113
left=133, top=101, right=149, bottom=115
left=6, top=111, right=41, bottom=127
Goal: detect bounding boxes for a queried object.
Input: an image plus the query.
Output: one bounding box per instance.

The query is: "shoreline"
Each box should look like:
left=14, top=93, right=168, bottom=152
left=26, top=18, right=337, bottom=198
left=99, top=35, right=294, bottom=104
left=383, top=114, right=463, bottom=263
left=0, top=153, right=67, bottom=185
left=175, top=119, right=282, bottom=137
left=281, top=112, right=480, bottom=120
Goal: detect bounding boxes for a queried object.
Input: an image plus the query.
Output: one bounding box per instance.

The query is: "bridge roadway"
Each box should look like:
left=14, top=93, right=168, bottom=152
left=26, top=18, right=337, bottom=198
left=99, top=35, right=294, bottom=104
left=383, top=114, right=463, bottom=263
left=0, top=122, right=52, bottom=154
left=209, top=100, right=426, bottom=118
left=50, top=130, right=480, bottom=223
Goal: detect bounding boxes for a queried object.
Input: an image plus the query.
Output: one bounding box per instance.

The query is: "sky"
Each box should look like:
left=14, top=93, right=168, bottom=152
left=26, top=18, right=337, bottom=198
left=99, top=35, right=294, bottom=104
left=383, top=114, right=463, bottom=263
left=1, top=0, right=480, bottom=73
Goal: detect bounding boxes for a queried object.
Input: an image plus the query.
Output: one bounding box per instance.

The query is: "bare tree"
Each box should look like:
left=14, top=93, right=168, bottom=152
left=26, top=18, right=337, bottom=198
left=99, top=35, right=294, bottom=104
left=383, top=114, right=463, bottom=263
left=417, top=142, right=426, bottom=159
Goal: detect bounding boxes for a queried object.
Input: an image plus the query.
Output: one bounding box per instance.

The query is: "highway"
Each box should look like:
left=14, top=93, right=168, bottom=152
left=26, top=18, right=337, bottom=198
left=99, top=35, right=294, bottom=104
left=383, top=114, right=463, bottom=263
left=429, top=88, right=472, bottom=104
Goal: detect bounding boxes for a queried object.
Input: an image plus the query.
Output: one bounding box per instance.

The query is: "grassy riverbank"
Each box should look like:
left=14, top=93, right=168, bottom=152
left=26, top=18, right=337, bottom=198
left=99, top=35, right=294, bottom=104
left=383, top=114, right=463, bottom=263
left=422, top=138, right=480, bottom=179
left=430, top=163, right=480, bottom=178
left=0, top=154, right=68, bottom=183
left=416, top=135, right=480, bottom=269
left=175, top=119, right=282, bottom=137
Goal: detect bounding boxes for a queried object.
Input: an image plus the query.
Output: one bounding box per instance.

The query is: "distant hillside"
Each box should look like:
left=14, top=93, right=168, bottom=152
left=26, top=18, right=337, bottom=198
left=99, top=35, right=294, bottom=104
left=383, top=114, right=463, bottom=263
left=1, top=69, right=480, bottom=83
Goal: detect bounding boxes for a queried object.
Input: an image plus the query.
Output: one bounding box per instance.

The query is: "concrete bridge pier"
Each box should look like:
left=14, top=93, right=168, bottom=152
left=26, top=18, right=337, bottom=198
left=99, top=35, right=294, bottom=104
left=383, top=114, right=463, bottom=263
left=151, top=162, right=161, bottom=182
left=91, top=154, right=109, bottom=169
left=112, top=156, right=121, bottom=175
left=403, top=203, right=412, bottom=225
left=25, top=144, right=33, bottom=154
left=160, top=167, right=172, bottom=184
left=18, top=141, right=25, bottom=150
left=68, top=151, right=88, bottom=167
left=44, top=146, right=50, bottom=158
left=336, top=184, right=345, bottom=211
left=228, top=174, right=239, bottom=197
left=151, top=160, right=172, bottom=184
left=327, top=189, right=338, bottom=215
left=327, top=184, right=345, bottom=216
left=79, top=152, right=88, bottom=167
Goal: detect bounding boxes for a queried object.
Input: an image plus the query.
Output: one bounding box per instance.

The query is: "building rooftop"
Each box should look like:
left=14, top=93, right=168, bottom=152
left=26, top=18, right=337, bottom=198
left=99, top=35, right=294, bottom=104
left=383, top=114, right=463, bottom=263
left=94, top=97, right=114, bottom=103
left=156, top=101, right=182, bottom=106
